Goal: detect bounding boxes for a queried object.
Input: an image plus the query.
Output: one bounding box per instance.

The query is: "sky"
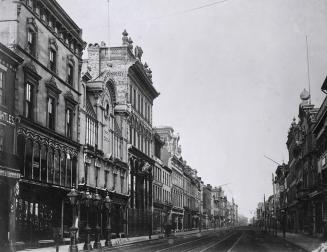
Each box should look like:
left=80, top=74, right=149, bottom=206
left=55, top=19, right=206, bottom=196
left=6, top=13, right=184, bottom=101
left=57, top=0, right=327, bottom=218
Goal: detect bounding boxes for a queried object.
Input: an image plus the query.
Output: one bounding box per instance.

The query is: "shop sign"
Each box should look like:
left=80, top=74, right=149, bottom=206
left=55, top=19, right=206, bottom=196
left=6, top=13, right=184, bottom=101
left=0, top=110, right=15, bottom=126
left=0, top=168, right=20, bottom=179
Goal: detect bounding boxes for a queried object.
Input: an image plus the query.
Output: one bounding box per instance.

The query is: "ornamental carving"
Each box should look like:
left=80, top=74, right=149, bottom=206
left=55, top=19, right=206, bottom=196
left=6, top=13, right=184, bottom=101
left=17, top=126, right=78, bottom=157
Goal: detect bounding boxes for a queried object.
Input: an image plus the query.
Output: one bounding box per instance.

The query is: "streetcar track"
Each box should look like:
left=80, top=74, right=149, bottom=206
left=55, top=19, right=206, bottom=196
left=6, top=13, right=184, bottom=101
left=180, top=231, right=237, bottom=252
left=198, top=231, right=242, bottom=252
left=153, top=232, right=225, bottom=252
left=226, top=232, right=244, bottom=252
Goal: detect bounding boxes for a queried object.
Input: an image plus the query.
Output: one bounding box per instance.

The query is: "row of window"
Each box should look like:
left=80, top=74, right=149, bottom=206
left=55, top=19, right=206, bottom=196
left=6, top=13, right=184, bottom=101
left=86, top=114, right=124, bottom=160
left=153, top=185, right=171, bottom=204
left=172, top=189, right=183, bottom=208
left=17, top=136, right=77, bottom=188
left=24, top=82, right=74, bottom=138
left=153, top=166, right=171, bottom=187
left=103, top=170, right=125, bottom=194
left=25, top=0, right=81, bottom=55
left=130, top=125, right=151, bottom=156
left=129, top=85, right=152, bottom=123
left=172, top=172, right=183, bottom=188
left=26, top=29, right=75, bottom=86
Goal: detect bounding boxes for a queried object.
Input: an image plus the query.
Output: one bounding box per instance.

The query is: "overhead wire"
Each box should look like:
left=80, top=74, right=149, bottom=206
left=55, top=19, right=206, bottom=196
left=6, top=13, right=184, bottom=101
left=141, top=0, right=232, bottom=21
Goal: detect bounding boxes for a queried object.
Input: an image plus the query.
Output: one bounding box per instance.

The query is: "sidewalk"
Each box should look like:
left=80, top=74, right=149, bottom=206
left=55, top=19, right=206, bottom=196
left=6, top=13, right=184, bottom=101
left=17, top=228, right=217, bottom=252
left=277, top=231, right=325, bottom=252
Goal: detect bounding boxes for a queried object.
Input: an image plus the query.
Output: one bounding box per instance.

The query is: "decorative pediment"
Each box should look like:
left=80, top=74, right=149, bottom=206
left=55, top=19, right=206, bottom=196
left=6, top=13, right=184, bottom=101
left=45, top=76, right=61, bottom=99
left=23, top=62, right=41, bottom=84
left=49, top=37, right=58, bottom=51
left=64, top=90, right=78, bottom=109
left=27, top=17, right=38, bottom=32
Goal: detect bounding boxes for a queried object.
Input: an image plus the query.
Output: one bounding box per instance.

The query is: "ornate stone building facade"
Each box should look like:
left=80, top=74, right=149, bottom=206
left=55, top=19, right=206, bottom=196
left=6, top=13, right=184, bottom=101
left=0, top=0, right=85, bottom=247
left=83, top=30, right=159, bottom=236
left=0, top=42, right=23, bottom=251
left=285, top=90, right=318, bottom=234
left=78, top=66, right=130, bottom=239
left=154, top=126, right=187, bottom=232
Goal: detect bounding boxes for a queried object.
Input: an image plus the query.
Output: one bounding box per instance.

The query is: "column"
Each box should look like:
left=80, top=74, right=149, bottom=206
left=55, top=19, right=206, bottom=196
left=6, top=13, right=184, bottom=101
left=131, top=170, right=134, bottom=209
left=145, top=178, right=148, bottom=210
left=143, top=178, right=146, bottom=210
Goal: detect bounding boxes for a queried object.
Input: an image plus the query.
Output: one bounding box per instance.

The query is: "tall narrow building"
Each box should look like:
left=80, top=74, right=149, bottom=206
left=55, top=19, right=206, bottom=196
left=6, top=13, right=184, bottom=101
left=0, top=0, right=85, bottom=248
left=83, top=30, right=159, bottom=236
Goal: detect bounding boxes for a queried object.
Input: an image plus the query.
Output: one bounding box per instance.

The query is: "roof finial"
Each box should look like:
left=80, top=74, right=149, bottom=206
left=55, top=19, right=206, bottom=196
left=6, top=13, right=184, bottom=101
left=122, top=29, right=129, bottom=45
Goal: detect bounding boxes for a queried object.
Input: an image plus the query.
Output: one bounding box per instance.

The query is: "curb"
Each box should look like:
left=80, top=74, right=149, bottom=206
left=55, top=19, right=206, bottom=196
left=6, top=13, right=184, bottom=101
left=275, top=235, right=310, bottom=252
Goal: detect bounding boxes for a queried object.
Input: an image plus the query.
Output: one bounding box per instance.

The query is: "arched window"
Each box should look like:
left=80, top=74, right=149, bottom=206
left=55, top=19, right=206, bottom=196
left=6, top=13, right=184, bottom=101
left=33, top=143, right=40, bottom=180
left=47, top=148, right=54, bottom=183
left=41, top=145, right=47, bottom=182
left=66, top=153, right=72, bottom=188
left=25, top=139, right=33, bottom=178
left=106, top=103, right=110, bottom=117
left=54, top=150, right=60, bottom=185
left=17, top=135, right=26, bottom=174
left=60, top=153, right=66, bottom=186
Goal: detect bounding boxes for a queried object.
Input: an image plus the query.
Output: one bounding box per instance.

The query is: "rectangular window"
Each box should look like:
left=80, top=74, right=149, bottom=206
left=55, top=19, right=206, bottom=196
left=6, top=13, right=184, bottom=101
left=133, top=89, right=136, bottom=108
left=113, top=173, right=117, bottom=190
left=25, top=83, right=33, bottom=119
left=49, top=49, right=56, bottom=72
left=121, top=176, right=124, bottom=194
left=322, top=156, right=326, bottom=167
left=66, top=109, right=72, bottom=138
left=95, top=167, right=100, bottom=187
left=138, top=94, right=140, bottom=112
left=86, top=116, right=98, bottom=146
left=0, top=71, right=4, bottom=105
left=27, top=30, right=36, bottom=56
left=141, top=97, right=143, bottom=116
left=48, top=97, right=55, bottom=130
left=67, top=65, right=74, bottom=85
left=130, top=85, right=133, bottom=103
left=105, top=170, right=109, bottom=188
left=0, top=125, right=4, bottom=152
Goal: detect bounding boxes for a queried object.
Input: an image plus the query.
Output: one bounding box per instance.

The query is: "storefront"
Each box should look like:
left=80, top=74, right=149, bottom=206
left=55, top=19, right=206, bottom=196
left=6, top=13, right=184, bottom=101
left=0, top=42, right=23, bottom=251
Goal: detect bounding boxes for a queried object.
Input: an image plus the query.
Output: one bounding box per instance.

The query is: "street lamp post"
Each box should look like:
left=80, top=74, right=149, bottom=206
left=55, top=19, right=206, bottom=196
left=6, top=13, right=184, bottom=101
left=93, top=188, right=102, bottom=249
left=83, top=187, right=92, bottom=251
left=67, top=187, right=79, bottom=252
left=104, top=190, right=112, bottom=247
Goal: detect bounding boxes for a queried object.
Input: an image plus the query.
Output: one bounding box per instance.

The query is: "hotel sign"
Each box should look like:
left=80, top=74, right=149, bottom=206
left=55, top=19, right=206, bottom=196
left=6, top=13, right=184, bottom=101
left=0, top=110, right=15, bottom=126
